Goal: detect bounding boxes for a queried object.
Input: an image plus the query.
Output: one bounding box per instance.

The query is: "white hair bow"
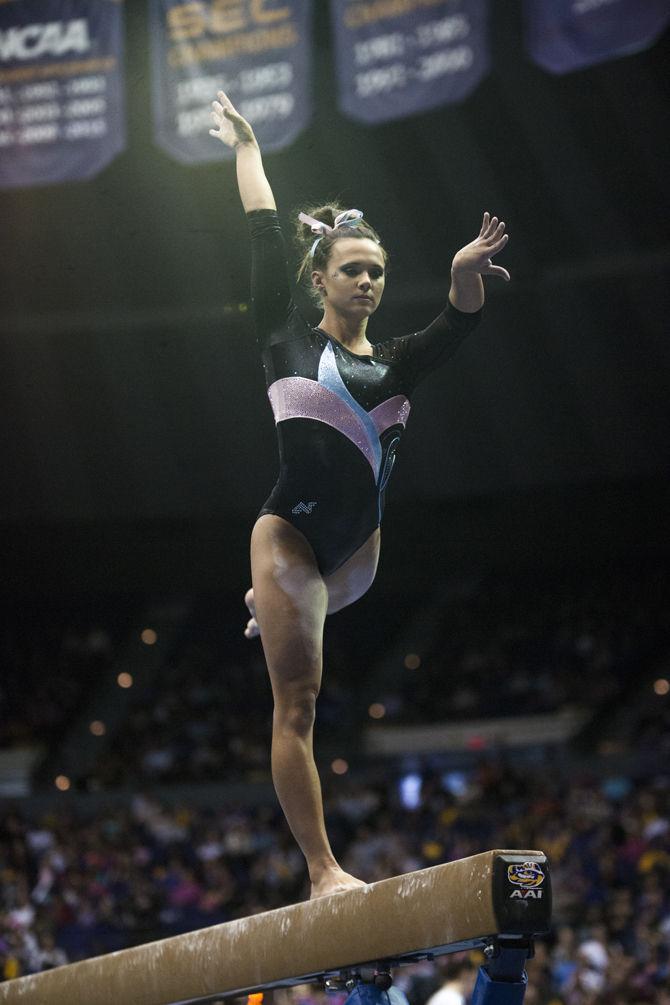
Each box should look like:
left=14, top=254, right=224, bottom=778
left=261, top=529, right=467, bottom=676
left=298, top=209, right=365, bottom=257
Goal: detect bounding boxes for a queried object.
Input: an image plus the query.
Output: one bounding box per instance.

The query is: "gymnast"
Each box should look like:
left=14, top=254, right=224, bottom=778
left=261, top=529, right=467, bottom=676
left=210, top=91, right=510, bottom=900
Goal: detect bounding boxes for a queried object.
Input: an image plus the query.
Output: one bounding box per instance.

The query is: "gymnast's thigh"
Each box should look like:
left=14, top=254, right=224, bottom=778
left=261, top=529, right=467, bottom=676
left=250, top=514, right=329, bottom=693
left=324, top=527, right=381, bottom=615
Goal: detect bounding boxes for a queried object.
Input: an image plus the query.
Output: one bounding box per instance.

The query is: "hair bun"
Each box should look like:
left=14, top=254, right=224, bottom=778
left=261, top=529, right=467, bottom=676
left=296, top=203, right=344, bottom=248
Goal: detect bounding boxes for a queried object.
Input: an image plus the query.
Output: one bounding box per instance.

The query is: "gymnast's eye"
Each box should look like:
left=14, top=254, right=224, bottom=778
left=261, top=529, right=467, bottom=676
left=342, top=265, right=384, bottom=278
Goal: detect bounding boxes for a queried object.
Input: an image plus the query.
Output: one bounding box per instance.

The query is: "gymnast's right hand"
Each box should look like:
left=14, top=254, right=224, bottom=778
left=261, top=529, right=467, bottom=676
left=209, top=91, right=256, bottom=149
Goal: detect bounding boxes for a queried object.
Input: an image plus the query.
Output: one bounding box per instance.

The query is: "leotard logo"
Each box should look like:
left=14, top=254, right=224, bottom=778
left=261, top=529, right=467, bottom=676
left=292, top=501, right=317, bottom=515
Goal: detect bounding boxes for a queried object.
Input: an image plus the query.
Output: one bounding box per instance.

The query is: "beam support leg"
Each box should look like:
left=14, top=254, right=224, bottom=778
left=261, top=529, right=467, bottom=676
left=339, top=974, right=410, bottom=1005
left=472, top=939, right=532, bottom=1005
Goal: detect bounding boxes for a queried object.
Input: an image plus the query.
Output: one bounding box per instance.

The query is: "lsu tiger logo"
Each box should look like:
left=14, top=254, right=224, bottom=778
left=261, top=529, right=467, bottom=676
left=508, top=862, right=545, bottom=899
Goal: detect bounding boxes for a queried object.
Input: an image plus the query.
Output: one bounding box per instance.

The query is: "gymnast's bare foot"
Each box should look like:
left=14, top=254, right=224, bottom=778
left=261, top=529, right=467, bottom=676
left=244, top=588, right=260, bottom=639
left=310, top=866, right=367, bottom=900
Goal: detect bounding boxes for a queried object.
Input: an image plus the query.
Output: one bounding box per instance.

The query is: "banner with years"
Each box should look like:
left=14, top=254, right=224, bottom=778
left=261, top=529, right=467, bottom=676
left=0, top=0, right=126, bottom=190
left=331, top=0, right=489, bottom=125
left=525, top=0, right=670, bottom=74
left=150, top=0, right=312, bottom=163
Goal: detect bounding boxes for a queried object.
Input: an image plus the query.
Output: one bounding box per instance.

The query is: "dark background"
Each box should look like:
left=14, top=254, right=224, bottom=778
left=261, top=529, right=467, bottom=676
left=1, top=2, right=668, bottom=594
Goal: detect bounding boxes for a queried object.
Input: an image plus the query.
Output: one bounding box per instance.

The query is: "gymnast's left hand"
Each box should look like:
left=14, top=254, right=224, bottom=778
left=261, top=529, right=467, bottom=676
left=451, top=212, right=510, bottom=281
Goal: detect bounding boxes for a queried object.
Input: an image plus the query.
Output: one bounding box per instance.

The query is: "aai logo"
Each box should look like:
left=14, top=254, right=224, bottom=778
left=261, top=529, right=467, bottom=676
left=508, top=861, right=545, bottom=900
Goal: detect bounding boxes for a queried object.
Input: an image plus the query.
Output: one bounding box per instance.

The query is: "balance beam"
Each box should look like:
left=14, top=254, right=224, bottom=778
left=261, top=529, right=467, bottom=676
left=0, top=849, right=551, bottom=1005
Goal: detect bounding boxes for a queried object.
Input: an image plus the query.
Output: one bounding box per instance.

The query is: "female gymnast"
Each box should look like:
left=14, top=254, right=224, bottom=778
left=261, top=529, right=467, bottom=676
left=210, top=91, right=510, bottom=899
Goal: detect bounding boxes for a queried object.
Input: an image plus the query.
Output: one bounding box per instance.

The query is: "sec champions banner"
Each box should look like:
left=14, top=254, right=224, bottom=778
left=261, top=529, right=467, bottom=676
left=525, top=0, right=670, bottom=74
left=150, top=0, right=312, bottom=163
left=0, top=0, right=125, bottom=189
left=331, top=0, right=489, bottom=125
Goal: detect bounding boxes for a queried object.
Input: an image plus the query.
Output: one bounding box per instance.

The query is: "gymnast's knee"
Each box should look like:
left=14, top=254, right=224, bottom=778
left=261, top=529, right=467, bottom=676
left=273, top=685, right=319, bottom=737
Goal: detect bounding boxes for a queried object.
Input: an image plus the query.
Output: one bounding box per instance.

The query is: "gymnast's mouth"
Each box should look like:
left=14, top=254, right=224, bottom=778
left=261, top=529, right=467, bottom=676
left=353, top=295, right=374, bottom=302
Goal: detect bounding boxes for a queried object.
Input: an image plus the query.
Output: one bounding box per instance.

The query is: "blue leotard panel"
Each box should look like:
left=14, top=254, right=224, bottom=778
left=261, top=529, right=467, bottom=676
left=249, top=209, right=482, bottom=576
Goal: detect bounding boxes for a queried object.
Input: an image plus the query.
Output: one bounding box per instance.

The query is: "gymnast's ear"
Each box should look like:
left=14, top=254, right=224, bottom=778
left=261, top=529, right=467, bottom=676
left=311, top=269, right=327, bottom=296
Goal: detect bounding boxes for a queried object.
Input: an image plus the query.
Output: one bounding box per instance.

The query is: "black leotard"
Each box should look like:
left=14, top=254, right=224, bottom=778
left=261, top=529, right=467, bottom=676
left=249, top=209, right=482, bottom=576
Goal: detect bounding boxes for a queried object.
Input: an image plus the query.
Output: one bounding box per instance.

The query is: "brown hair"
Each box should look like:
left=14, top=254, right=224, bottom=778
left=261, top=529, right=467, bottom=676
left=295, top=203, right=388, bottom=305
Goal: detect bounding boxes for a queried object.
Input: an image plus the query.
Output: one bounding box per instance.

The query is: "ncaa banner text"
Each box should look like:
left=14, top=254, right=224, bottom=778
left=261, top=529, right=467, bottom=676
left=0, top=0, right=125, bottom=190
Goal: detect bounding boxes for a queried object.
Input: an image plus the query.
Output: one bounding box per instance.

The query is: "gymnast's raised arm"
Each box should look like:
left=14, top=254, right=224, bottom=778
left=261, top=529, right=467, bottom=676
left=210, top=92, right=290, bottom=342
left=209, top=90, right=275, bottom=212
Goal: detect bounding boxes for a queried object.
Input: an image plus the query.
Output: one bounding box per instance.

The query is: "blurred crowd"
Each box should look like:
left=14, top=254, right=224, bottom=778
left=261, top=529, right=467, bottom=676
left=76, top=563, right=670, bottom=787
left=395, top=564, right=669, bottom=723
left=1, top=758, right=669, bottom=1003
left=1, top=564, right=667, bottom=790
left=0, top=597, right=130, bottom=750
left=1, top=560, right=669, bottom=1003
left=91, top=640, right=274, bottom=787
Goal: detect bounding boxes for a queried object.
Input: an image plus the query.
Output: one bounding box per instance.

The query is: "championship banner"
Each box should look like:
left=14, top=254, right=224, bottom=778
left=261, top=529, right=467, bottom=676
left=331, top=0, right=489, bottom=125
left=150, top=0, right=312, bottom=163
left=0, top=0, right=125, bottom=190
left=525, top=0, right=670, bottom=74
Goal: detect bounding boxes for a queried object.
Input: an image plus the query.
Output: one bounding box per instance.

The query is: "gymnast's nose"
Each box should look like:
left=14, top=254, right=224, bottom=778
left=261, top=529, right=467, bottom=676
left=358, top=273, right=372, bottom=291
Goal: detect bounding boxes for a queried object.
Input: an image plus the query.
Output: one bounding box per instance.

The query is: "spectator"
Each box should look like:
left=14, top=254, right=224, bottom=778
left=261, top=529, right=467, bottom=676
left=423, top=958, right=475, bottom=1005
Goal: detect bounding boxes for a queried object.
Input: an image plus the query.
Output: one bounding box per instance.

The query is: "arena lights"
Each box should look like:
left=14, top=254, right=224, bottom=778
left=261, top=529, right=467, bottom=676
left=404, top=653, right=421, bottom=670
left=331, top=758, right=349, bottom=775
left=54, top=775, right=70, bottom=791
left=117, top=672, right=133, bottom=688
left=654, top=678, right=669, bottom=696
left=140, top=628, right=157, bottom=645
left=368, top=702, right=386, bottom=719
left=89, top=720, right=106, bottom=736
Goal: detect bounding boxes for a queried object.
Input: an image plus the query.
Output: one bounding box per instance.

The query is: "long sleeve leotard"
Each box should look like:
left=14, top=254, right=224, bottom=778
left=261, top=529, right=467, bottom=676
left=249, top=209, right=482, bottom=577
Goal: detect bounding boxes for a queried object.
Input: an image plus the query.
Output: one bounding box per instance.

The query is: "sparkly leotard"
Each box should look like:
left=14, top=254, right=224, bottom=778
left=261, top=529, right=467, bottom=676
left=249, top=209, right=482, bottom=576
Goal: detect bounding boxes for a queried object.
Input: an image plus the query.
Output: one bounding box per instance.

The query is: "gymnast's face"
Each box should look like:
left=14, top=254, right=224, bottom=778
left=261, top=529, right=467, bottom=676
left=312, top=238, right=386, bottom=316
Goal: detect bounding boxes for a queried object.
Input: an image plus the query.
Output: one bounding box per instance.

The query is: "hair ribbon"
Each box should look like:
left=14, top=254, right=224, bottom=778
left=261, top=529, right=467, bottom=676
left=299, top=209, right=365, bottom=258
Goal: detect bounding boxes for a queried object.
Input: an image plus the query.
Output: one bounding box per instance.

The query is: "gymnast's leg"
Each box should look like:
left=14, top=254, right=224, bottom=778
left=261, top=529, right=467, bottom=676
left=250, top=513, right=367, bottom=899
left=245, top=527, right=380, bottom=636
left=323, top=526, right=380, bottom=613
